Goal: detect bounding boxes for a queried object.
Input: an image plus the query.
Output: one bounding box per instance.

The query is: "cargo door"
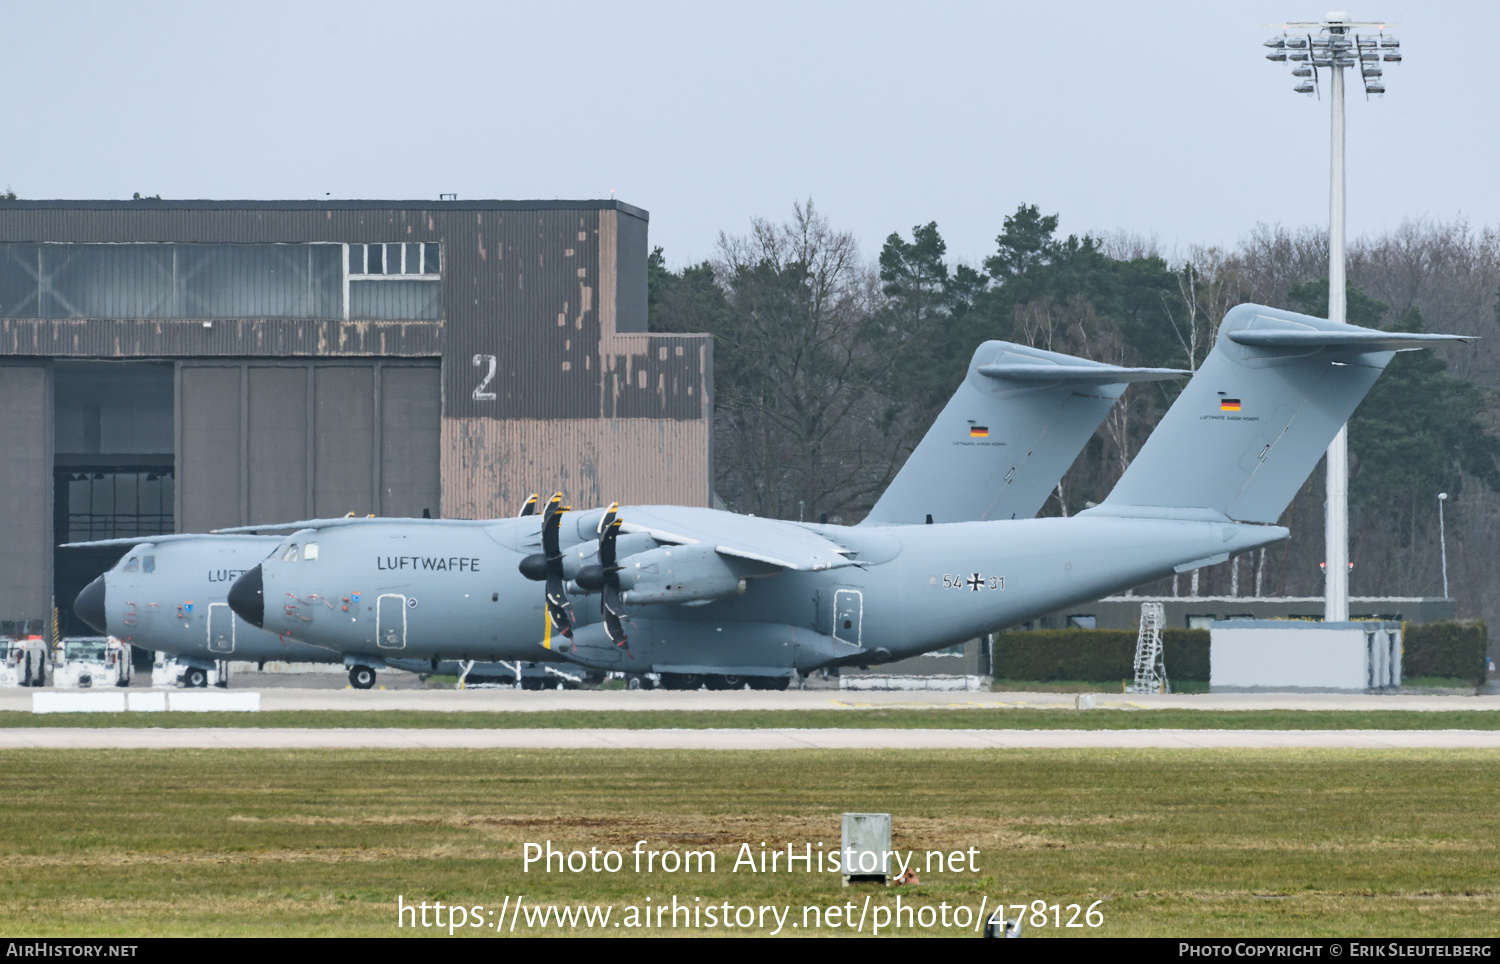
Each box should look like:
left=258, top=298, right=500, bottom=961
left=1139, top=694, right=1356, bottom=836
left=377, top=593, right=407, bottom=650
left=207, top=602, right=235, bottom=654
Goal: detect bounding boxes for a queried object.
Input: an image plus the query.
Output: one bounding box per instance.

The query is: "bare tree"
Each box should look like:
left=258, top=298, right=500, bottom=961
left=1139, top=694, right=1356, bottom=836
left=707, top=200, right=897, bottom=521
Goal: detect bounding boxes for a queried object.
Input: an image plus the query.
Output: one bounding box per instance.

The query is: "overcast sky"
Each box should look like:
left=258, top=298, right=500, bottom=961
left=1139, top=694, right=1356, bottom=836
left=3, top=1, right=1491, bottom=269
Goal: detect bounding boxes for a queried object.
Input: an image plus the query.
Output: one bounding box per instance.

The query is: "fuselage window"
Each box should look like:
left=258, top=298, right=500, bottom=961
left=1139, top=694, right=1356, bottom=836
left=303, top=543, right=319, bottom=562
left=281, top=544, right=300, bottom=563
left=121, top=557, right=139, bottom=573
left=142, top=556, right=155, bottom=574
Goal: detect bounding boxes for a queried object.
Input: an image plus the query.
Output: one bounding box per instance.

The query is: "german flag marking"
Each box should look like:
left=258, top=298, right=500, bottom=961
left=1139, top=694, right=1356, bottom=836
left=970, top=426, right=989, bottom=438
left=1220, top=399, right=1242, bottom=412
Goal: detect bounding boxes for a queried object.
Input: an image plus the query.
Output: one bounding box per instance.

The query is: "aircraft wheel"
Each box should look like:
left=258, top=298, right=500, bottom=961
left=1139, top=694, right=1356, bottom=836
left=183, top=667, right=209, bottom=689
left=658, top=673, right=698, bottom=691
left=348, top=665, right=377, bottom=690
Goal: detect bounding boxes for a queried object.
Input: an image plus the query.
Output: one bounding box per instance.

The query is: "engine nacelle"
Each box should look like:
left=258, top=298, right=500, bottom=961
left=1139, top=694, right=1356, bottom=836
left=617, top=544, right=755, bottom=604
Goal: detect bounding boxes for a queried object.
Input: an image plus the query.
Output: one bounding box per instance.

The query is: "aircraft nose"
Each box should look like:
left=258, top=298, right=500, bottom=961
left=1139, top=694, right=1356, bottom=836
left=228, top=565, right=265, bottom=628
left=73, top=576, right=107, bottom=635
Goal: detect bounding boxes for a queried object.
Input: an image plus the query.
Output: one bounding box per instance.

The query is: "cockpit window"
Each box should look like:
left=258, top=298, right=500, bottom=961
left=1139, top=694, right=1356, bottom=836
left=142, top=555, right=155, bottom=574
left=121, top=557, right=139, bottom=572
left=303, top=543, right=319, bottom=562
left=281, top=544, right=300, bottom=562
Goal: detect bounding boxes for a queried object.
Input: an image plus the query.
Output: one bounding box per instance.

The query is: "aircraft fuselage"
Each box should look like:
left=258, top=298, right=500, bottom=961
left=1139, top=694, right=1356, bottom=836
left=245, top=509, right=1285, bottom=676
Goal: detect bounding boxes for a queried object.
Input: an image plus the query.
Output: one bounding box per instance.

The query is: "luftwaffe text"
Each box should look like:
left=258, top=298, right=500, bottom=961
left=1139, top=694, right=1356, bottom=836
left=376, top=556, right=481, bottom=572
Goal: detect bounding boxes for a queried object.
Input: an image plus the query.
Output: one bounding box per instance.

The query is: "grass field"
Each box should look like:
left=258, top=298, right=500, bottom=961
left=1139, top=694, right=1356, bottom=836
left=0, top=748, right=1495, bottom=937
left=2, top=708, right=1500, bottom=730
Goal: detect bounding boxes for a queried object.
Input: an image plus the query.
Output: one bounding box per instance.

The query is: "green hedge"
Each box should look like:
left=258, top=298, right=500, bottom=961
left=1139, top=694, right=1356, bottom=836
left=1404, top=620, right=1488, bottom=684
left=992, top=628, right=1209, bottom=683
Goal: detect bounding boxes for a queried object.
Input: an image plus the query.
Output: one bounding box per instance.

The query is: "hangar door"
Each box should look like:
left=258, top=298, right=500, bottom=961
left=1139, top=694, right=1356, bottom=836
left=0, top=363, right=52, bottom=632
left=177, top=361, right=440, bottom=531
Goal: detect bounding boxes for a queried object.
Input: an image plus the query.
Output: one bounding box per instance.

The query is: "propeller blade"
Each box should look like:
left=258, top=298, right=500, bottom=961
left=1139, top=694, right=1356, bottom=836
left=517, top=493, right=539, bottom=517
left=602, top=582, right=629, bottom=649
left=541, top=493, right=565, bottom=559
left=598, top=502, right=620, bottom=570
left=597, top=502, right=628, bottom=648
left=540, top=493, right=574, bottom=637
left=546, top=572, right=575, bottom=639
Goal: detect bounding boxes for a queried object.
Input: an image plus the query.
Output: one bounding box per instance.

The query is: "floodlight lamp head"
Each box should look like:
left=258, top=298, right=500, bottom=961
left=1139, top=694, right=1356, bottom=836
left=1439, top=492, right=1448, bottom=501
left=1264, top=37, right=1286, bottom=48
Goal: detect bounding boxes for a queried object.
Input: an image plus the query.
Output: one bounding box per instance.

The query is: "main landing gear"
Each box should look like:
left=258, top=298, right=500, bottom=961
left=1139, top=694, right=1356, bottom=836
left=656, top=673, right=790, bottom=691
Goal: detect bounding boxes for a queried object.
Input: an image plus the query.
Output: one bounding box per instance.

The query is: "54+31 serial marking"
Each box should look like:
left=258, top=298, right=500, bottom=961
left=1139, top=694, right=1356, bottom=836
left=938, top=574, right=1004, bottom=591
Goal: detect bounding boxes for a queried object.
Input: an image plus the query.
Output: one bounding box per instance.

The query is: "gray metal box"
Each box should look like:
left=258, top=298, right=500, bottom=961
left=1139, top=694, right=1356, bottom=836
left=840, top=812, right=892, bottom=883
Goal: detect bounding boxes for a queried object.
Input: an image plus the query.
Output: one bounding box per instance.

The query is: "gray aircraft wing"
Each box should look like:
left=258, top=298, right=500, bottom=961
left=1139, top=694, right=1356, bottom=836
left=862, top=340, right=1188, bottom=526
left=572, top=505, right=856, bottom=572
left=554, top=505, right=857, bottom=608
left=212, top=517, right=498, bottom=534
left=61, top=533, right=282, bottom=549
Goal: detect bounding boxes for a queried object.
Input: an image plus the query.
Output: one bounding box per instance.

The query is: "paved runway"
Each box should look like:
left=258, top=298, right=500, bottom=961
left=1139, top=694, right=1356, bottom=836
left=3, top=687, right=1493, bottom=714
left=3, top=727, right=1499, bottom=749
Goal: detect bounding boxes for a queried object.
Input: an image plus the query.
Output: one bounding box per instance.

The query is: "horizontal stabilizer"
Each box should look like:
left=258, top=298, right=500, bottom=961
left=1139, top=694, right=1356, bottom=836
left=1229, top=329, right=1473, bottom=351
left=978, top=361, right=1189, bottom=383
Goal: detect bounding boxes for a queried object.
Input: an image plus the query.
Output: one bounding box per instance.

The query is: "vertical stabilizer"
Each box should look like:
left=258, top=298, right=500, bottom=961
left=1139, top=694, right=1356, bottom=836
left=1094, top=303, right=1470, bottom=524
left=863, top=342, right=1186, bottom=525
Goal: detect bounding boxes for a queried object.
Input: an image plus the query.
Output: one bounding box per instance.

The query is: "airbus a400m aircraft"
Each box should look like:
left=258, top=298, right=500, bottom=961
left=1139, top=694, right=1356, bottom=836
left=78, top=340, right=1165, bottom=688
left=228, top=304, right=1462, bottom=689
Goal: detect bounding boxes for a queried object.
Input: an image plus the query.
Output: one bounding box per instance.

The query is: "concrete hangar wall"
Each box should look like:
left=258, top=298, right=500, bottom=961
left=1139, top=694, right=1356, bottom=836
left=0, top=199, right=711, bottom=636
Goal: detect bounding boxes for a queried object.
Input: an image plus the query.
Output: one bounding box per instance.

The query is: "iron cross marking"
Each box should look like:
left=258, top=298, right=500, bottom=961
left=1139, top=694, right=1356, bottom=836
left=967, top=573, right=983, bottom=591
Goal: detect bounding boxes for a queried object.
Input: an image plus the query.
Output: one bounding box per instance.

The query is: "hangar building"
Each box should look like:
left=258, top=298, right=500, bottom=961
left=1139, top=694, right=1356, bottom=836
left=0, top=199, right=711, bottom=636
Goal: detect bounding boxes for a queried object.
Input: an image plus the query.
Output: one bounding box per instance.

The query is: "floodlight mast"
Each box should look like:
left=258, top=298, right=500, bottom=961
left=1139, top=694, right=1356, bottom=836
left=1263, top=12, right=1399, bottom=622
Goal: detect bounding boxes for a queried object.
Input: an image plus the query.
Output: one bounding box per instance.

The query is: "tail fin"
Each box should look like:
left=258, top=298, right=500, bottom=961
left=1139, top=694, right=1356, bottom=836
left=863, top=341, right=1187, bottom=525
left=1095, top=303, right=1470, bottom=524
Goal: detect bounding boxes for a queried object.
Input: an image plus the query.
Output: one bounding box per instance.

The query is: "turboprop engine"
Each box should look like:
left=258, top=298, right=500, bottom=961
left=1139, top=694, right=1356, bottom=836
left=614, top=544, right=773, bottom=605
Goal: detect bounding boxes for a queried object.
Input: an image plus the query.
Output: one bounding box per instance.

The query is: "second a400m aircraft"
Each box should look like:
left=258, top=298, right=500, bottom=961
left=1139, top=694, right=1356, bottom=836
left=225, top=304, right=1463, bottom=689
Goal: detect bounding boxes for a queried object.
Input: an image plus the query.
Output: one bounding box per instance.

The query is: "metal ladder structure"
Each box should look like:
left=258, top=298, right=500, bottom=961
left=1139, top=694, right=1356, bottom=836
left=1130, top=601, right=1169, bottom=694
